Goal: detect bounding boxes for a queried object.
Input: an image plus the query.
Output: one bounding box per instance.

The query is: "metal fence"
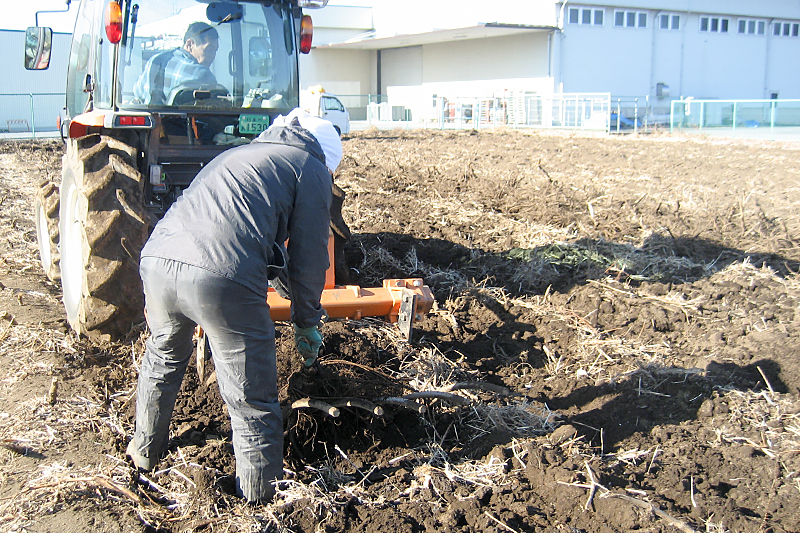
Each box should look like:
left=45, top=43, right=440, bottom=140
left=0, top=93, right=63, bottom=137
left=0, top=92, right=636, bottom=136
left=610, top=96, right=672, bottom=134
left=331, top=94, right=384, bottom=122
left=352, top=93, right=614, bottom=132
left=429, top=93, right=613, bottom=131
left=6, top=92, right=800, bottom=142
left=670, top=98, right=800, bottom=141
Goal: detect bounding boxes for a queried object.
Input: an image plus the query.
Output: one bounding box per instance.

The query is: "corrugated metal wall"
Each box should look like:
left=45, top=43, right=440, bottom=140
left=0, top=30, right=71, bottom=132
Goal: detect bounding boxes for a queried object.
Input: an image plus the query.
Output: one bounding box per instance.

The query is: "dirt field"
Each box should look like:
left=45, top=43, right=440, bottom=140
left=1, top=129, right=799, bottom=533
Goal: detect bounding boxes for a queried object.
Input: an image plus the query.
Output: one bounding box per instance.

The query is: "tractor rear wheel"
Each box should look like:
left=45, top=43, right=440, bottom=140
left=34, top=180, right=61, bottom=282
left=59, top=134, right=150, bottom=341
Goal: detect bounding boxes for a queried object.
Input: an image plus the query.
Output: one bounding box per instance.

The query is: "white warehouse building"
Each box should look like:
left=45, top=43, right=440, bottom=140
left=302, top=0, right=800, bottom=125
left=3, top=1, right=799, bottom=132
left=0, top=30, right=71, bottom=134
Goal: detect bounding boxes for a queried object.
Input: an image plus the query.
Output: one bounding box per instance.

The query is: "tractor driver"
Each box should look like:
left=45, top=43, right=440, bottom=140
left=133, top=22, right=221, bottom=105
left=126, top=108, right=341, bottom=504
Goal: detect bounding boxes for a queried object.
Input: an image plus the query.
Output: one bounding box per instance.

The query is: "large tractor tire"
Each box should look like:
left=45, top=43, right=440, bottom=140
left=59, top=134, right=150, bottom=342
left=34, top=180, right=61, bottom=282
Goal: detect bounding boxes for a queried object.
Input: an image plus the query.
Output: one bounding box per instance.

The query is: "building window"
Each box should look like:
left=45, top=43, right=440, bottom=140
left=739, top=19, right=766, bottom=35
left=772, top=22, right=800, bottom=37
left=659, top=14, right=680, bottom=30
left=615, top=10, right=646, bottom=28
left=700, top=16, right=729, bottom=33
left=568, top=7, right=604, bottom=26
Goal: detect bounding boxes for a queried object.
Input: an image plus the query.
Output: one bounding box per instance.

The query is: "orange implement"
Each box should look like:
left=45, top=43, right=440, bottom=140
left=267, top=233, right=434, bottom=328
left=198, top=279, right=433, bottom=380
left=267, top=278, right=434, bottom=323
left=196, top=238, right=434, bottom=378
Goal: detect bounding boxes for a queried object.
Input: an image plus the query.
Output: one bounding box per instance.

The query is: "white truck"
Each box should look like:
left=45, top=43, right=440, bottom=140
left=301, top=86, right=350, bottom=135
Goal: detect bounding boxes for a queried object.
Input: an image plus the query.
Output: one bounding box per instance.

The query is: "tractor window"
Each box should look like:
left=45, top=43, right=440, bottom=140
left=118, top=1, right=298, bottom=115
left=96, top=1, right=121, bottom=110
left=65, top=0, right=96, bottom=117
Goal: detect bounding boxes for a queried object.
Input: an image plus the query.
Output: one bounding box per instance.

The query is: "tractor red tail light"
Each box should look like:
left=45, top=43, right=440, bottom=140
left=105, top=1, right=123, bottom=44
left=118, top=115, right=147, bottom=126
left=300, top=15, right=313, bottom=54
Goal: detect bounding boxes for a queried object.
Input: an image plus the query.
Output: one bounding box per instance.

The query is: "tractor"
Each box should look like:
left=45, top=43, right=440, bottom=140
left=26, top=0, right=433, bottom=343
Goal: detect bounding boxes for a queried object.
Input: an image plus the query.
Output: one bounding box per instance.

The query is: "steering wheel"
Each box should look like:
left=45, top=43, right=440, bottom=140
left=167, top=84, right=232, bottom=107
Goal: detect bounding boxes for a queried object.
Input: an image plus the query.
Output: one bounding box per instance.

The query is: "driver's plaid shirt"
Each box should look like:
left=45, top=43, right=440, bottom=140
left=133, top=48, right=217, bottom=105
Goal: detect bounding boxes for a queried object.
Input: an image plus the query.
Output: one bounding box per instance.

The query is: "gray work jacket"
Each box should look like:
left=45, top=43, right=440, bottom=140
left=141, top=125, right=332, bottom=327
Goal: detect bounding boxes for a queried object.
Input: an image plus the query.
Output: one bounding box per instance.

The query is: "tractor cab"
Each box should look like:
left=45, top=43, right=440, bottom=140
left=116, top=1, right=302, bottom=134
left=26, top=0, right=322, bottom=216
left=25, top=0, right=318, bottom=140
left=26, top=0, right=321, bottom=124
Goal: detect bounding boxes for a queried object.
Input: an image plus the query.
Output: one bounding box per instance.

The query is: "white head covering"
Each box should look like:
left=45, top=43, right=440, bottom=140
left=262, top=108, right=343, bottom=172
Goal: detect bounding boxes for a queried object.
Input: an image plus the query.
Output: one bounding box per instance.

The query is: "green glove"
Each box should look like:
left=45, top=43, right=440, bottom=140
left=293, top=324, right=323, bottom=367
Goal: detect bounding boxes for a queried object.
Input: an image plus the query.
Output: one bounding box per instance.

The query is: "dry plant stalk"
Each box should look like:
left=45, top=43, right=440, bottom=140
left=557, top=460, right=700, bottom=533
left=714, top=387, right=800, bottom=461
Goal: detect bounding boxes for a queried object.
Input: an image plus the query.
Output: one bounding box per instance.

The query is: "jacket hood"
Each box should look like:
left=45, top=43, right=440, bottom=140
left=252, top=121, right=327, bottom=169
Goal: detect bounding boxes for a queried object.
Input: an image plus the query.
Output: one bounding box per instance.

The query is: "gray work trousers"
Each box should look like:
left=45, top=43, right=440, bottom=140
left=129, top=256, right=282, bottom=502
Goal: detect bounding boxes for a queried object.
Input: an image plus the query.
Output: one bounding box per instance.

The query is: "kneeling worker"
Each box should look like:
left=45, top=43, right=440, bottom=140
left=127, top=108, right=342, bottom=503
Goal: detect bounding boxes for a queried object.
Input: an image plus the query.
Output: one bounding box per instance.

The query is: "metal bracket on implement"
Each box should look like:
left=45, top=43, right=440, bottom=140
left=397, top=289, right=417, bottom=341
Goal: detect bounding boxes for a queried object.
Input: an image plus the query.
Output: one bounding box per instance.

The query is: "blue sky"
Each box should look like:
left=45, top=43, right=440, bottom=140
left=5, top=1, right=78, bottom=32
left=3, top=1, right=375, bottom=32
